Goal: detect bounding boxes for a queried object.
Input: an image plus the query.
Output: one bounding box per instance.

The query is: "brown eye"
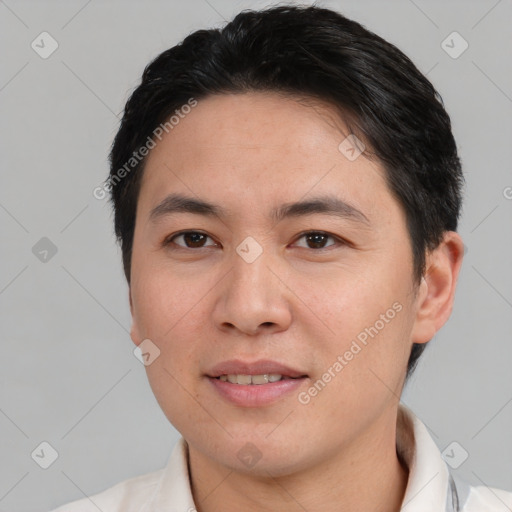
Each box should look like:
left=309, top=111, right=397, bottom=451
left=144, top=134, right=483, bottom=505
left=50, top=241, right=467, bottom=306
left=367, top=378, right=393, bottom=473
left=166, top=231, right=217, bottom=249
left=294, top=231, right=340, bottom=249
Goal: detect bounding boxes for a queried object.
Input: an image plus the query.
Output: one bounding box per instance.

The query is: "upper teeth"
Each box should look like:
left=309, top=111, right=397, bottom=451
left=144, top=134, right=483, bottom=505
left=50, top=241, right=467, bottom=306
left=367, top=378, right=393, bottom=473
left=219, top=374, right=286, bottom=385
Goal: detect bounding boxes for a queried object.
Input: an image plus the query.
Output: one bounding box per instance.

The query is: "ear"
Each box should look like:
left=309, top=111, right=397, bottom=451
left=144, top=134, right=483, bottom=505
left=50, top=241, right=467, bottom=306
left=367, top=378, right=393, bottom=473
left=129, top=286, right=141, bottom=347
left=410, top=231, right=464, bottom=344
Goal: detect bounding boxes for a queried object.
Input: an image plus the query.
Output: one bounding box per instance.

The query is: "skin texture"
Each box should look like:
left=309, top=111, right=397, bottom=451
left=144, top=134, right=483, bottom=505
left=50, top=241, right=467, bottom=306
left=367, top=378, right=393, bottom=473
left=129, top=92, right=464, bottom=512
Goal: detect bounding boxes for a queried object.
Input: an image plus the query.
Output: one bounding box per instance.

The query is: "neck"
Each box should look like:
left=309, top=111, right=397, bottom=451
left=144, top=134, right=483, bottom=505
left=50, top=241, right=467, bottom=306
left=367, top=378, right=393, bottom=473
left=188, top=406, right=409, bottom=512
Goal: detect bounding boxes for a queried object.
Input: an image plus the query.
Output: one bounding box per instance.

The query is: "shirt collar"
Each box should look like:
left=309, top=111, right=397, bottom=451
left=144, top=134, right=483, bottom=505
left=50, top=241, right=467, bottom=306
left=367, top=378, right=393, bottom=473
left=398, top=403, right=451, bottom=511
left=150, top=403, right=452, bottom=511
left=149, top=434, right=196, bottom=511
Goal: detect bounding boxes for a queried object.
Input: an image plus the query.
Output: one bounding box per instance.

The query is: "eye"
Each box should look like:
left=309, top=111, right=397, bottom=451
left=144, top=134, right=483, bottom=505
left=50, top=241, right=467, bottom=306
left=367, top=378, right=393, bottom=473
left=164, top=231, right=218, bottom=249
left=164, top=230, right=346, bottom=251
left=293, top=231, right=343, bottom=250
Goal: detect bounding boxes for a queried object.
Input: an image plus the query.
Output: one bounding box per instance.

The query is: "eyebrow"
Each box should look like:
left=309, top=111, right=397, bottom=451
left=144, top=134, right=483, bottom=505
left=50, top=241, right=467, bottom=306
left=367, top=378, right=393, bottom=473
left=148, top=193, right=370, bottom=226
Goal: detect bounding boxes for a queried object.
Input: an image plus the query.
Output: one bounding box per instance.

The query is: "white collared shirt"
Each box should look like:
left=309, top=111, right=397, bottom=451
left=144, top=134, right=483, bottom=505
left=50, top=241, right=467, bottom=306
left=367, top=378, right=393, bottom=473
left=49, top=404, right=512, bottom=511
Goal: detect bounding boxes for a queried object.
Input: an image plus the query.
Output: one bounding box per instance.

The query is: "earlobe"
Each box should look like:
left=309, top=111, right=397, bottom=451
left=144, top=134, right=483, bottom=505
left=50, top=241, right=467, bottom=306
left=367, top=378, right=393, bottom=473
left=410, top=232, right=464, bottom=344
left=128, top=287, right=141, bottom=347
left=130, top=324, right=140, bottom=347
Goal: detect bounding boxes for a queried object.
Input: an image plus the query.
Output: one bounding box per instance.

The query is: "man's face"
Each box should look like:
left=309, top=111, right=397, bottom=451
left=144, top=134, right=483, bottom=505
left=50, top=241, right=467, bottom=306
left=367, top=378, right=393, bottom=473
left=129, top=92, right=424, bottom=474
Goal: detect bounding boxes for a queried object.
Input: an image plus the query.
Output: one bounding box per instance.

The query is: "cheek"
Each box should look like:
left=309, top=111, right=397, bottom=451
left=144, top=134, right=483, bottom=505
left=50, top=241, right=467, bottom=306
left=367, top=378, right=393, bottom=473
left=296, top=263, right=400, bottom=334
left=131, top=263, right=208, bottom=339
left=135, top=272, right=209, bottom=433
left=302, top=263, right=413, bottom=385
left=132, top=265, right=213, bottom=385
left=145, top=359, right=204, bottom=438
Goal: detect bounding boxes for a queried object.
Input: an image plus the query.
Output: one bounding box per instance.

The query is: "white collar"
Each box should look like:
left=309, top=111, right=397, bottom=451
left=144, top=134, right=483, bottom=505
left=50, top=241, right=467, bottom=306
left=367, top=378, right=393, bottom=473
left=397, top=403, right=452, bottom=511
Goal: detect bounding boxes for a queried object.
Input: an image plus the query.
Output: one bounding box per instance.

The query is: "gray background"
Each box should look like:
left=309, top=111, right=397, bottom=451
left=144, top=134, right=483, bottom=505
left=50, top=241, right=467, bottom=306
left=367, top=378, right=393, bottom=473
left=0, top=0, right=511, bottom=510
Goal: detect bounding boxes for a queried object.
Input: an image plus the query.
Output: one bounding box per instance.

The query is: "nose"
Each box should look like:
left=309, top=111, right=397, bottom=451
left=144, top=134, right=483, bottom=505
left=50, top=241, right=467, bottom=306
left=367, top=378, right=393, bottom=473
left=212, top=247, right=293, bottom=336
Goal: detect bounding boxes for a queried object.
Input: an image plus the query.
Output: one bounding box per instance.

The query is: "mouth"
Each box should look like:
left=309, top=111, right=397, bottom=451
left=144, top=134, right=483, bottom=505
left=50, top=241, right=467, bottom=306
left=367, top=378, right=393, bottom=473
left=212, top=373, right=307, bottom=385
left=205, top=359, right=309, bottom=407
left=206, top=358, right=308, bottom=381
left=207, top=374, right=308, bottom=407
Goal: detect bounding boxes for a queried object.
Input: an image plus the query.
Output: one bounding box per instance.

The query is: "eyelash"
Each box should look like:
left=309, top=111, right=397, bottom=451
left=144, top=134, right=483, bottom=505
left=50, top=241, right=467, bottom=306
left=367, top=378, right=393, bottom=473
left=163, top=230, right=347, bottom=251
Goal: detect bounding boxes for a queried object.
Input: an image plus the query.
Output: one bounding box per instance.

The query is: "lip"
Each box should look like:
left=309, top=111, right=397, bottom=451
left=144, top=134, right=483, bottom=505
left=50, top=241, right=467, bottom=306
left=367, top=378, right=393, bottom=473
left=205, top=359, right=309, bottom=407
left=206, top=359, right=308, bottom=379
left=207, top=375, right=308, bottom=407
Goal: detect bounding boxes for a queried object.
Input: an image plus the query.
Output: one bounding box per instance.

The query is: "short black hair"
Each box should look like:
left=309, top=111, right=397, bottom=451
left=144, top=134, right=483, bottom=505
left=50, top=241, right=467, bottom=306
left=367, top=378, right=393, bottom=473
left=108, top=4, right=464, bottom=378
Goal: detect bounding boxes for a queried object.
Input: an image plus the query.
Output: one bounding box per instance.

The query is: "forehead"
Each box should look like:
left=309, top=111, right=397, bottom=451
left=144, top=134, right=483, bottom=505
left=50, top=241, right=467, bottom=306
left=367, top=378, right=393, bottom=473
left=149, top=91, right=354, bottom=159
left=136, top=91, right=395, bottom=225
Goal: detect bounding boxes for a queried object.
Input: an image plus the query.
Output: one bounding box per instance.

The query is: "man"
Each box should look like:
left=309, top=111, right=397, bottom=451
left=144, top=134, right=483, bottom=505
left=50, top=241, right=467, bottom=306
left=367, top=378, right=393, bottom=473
left=51, top=4, right=512, bottom=511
